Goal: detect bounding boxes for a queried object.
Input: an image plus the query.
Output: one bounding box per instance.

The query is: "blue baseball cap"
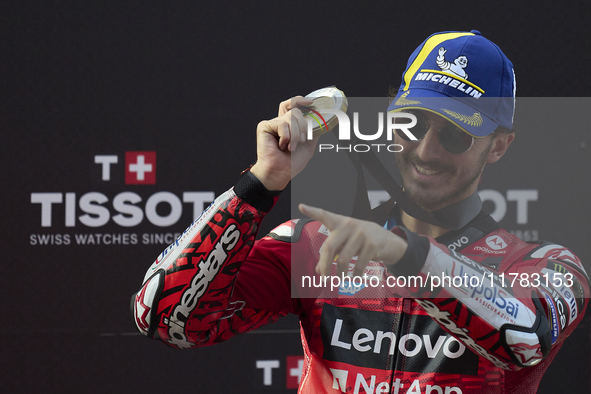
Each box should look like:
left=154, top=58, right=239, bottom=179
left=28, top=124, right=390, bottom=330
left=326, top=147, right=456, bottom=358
left=387, top=30, right=516, bottom=137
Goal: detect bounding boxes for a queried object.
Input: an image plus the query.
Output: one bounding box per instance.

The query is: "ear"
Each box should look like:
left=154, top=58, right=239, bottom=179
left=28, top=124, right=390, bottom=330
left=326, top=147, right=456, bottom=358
left=486, top=132, right=514, bottom=164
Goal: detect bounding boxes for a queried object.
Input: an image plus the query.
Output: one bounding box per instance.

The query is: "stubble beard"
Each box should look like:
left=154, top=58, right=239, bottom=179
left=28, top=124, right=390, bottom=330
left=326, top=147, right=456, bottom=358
left=395, top=142, right=492, bottom=212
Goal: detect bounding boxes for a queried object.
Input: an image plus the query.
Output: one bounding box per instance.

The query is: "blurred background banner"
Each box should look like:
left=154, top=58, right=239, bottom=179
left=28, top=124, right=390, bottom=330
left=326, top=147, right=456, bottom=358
left=1, top=2, right=589, bottom=393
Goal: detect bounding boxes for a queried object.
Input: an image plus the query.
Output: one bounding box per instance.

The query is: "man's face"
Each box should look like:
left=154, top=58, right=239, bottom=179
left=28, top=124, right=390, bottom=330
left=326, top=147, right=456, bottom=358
left=394, top=110, right=494, bottom=212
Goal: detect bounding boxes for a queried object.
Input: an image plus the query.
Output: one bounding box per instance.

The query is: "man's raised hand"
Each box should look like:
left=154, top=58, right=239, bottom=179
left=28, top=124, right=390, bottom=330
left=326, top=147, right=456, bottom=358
left=250, top=96, right=319, bottom=191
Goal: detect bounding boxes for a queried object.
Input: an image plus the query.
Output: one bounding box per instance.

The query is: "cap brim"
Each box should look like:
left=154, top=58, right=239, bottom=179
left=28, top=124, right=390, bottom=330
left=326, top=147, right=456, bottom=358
left=387, top=88, right=499, bottom=137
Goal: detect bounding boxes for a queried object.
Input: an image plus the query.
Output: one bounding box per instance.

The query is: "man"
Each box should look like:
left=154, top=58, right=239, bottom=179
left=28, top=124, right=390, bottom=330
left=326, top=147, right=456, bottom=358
left=131, top=31, right=589, bottom=393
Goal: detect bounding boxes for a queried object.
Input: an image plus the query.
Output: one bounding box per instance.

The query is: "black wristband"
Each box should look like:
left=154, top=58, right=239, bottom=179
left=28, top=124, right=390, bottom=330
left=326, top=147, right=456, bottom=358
left=386, top=226, right=430, bottom=278
left=234, top=171, right=281, bottom=213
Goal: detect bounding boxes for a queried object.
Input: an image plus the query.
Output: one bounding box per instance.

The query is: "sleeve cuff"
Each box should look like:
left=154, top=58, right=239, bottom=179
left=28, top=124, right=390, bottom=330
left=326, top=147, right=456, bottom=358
left=387, top=226, right=431, bottom=277
left=234, top=171, right=282, bottom=213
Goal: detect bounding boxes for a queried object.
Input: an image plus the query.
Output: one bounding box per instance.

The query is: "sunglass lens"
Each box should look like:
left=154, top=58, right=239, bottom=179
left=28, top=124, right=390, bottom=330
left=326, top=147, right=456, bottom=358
left=396, top=112, right=428, bottom=141
left=438, top=125, right=473, bottom=154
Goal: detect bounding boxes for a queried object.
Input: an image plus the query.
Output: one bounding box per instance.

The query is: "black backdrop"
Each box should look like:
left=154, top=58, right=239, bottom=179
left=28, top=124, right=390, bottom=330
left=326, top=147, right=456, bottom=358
left=1, top=2, right=590, bottom=393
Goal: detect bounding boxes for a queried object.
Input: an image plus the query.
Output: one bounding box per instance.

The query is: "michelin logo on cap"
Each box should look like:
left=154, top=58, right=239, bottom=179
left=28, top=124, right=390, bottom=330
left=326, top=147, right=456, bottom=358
left=414, top=46, right=485, bottom=100
left=437, top=47, right=468, bottom=79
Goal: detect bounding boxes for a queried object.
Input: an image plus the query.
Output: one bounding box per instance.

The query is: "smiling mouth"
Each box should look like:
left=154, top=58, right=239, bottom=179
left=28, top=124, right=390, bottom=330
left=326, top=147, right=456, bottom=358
left=414, top=163, right=442, bottom=176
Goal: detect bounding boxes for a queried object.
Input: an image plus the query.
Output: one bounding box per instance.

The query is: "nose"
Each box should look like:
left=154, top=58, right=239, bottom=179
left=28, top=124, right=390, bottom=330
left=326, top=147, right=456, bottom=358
left=416, top=125, right=444, bottom=162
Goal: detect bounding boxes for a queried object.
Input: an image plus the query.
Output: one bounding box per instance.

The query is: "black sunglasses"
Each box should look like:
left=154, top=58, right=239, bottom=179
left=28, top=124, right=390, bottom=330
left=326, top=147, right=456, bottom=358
left=396, top=110, right=474, bottom=154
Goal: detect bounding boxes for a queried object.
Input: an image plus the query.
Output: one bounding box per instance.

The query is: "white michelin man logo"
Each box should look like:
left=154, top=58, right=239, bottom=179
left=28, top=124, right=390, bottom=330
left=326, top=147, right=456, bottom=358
left=436, top=47, right=468, bottom=79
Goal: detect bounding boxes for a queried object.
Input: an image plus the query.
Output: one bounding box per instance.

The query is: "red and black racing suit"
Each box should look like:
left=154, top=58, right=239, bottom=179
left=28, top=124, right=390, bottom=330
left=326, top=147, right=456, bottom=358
left=132, top=173, right=589, bottom=394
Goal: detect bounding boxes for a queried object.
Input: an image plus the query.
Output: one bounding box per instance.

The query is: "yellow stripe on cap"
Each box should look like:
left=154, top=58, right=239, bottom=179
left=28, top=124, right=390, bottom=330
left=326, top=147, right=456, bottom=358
left=403, top=32, right=474, bottom=91
left=420, top=70, right=485, bottom=93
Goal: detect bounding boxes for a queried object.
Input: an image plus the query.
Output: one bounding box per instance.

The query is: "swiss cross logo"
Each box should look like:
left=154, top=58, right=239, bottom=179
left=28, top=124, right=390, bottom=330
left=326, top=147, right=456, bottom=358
left=285, top=356, right=304, bottom=389
left=125, top=151, right=156, bottom=185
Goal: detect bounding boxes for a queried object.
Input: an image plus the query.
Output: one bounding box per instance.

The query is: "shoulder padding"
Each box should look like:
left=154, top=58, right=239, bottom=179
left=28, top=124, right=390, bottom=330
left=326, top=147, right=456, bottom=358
left=525, top=241, right=588, bottom=278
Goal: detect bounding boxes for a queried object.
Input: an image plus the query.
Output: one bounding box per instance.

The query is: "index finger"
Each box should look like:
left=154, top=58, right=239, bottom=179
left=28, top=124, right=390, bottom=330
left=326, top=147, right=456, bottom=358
left=298, top=203, right=341, bottom=230
left=279, top=96, right=314, bottom=116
